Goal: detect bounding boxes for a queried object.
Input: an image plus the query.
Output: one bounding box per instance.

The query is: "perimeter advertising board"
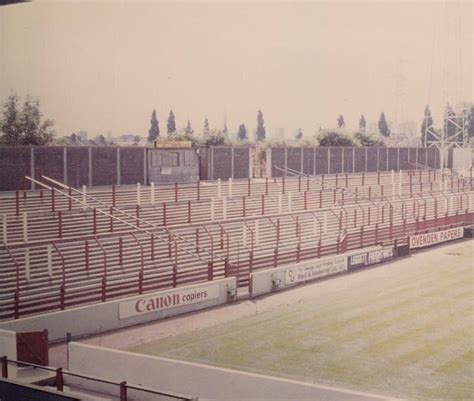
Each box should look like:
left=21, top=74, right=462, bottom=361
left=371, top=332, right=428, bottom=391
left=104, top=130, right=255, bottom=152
left=119, top=284, right=219, bottom=319
left=348, top=246, right=395, bottom=271
left=409, top=227, right=464, bottom=249
left=285, top=255, right=347, bottom=286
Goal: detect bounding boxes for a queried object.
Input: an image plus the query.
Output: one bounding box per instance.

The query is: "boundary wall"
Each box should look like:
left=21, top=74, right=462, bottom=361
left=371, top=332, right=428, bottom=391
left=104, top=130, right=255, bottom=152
left=0, top=146, right=253, bottom=191
left=68, top=343, right=397, bottom=401
left=0, top=279, right=235, bottom=342
left=266, top=146, right=441, bottom=178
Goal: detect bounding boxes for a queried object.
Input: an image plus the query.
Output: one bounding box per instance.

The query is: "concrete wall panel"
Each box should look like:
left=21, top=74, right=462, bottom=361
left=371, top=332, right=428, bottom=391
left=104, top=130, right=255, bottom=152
left=212, top=147, right=232, bottom=180
left=233, top=148, right=250, bottom=179
left=287, top=147, right=302, bottom=173
left=417, top=148, right=427, bottom=168
left=315, top=147, right=328, bottom=174
left=91, top=147, right=117, bottom=186
left=354, top=148, right=366, bottom=172
left=0, top=147, right=30, bottom=191
left=399, top=148, right=410, bottom=170
left=366, top=148, right=378, bottom=172
left=66, top=147, right=88, bottom=188
left=408, top=148, right=417, bottom=168
left=329, top=147, right=343, bottom=174
left=120, top=148, right=144, bottom=185
left=302, top=148, right=314, bottom=175
left=34, top=147, right=64, bottom=184
left=427, top=147, right=437, bottom=169
left=388, top=148, right=398, bottom=170
left=343, top=148, right=353, bottom=173
left=271, top=147, right=286, bottom=177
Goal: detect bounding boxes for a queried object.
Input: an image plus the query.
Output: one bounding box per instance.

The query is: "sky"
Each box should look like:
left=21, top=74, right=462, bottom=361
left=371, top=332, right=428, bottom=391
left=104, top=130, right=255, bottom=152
left=0, top=1, right=472, bottom=139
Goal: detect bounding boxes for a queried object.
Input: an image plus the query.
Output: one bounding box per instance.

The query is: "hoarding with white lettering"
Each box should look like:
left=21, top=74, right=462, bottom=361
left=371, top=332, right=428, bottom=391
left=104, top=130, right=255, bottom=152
left=409, top=227, right=464, bottom=249
left=348, top=246, right=395, bottom=270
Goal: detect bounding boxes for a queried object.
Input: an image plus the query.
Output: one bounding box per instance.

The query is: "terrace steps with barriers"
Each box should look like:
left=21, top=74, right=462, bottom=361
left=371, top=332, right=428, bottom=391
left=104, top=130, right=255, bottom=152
left=0, top=170, right=472, bottom=320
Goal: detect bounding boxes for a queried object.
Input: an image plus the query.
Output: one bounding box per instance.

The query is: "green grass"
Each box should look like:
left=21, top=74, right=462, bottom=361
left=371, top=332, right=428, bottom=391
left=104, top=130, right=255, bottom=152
left=129, top=241, right=474, bottom=401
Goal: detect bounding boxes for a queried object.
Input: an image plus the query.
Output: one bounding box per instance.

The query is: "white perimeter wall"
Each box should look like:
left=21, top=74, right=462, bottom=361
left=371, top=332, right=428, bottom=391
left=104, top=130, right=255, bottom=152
left=0, top=329, right=17, bottom=377
left=68, top=342, right=396, bottom=401
left=0, top=279, right=235, bottom=342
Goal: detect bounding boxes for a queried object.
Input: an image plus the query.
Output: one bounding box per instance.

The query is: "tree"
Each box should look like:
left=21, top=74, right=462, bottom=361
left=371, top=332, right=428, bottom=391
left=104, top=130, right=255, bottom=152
left=184, top=120, right=193, bottom=136
left=70, top=133, right=77, bottom=143
left=133, top=135, right=141, bottom=143
left=337, top=114, right=345, bottom=128
left=295, top=129, right=303, bottom=142
left=97, top=135, right=106, bottom=145
left=147, top=109, right=160, bottom=143
left=378, top=112, right=390, bottom=137
left=359, top=115, right=366, bottom=131
left=167, top=110, right=176, bottom=135
left=203, top=118, right=210, bottom=136
left=0, top=93, right=55, bottom=146
left=256, top=110, right=266, bottom=142
left=237, top=124, right=247, bottom=141
left=317, top=131, right=356, bottom=147
left=354, top=132, right=384, bottom=147
left=200, top=129, right=230, bottom=146
left=420, top=105, right=434, bottom=146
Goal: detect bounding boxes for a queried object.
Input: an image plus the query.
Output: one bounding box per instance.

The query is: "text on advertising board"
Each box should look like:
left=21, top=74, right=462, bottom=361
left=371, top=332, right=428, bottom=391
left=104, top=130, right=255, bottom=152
left=119, top=285, right=219, bottom=319
left=348, top=246, right=394, bottom=270
left=409, top=227, right=463, bottom=249
left=285, top=256, right=347, bottom=285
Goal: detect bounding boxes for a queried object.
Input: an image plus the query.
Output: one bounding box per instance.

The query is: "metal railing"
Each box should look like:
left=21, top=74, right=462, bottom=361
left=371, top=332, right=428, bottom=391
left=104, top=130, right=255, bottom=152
left=0, top=356, right=197, bottom=401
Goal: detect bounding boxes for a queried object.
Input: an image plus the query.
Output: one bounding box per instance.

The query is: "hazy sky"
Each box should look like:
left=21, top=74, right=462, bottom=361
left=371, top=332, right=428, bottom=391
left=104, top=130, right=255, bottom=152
left=0, top=1, right=472, bottom=139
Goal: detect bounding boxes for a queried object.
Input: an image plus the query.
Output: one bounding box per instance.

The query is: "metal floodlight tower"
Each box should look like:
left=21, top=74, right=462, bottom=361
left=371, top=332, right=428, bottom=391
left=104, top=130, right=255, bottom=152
left=424, top=104, right=469, bottom=169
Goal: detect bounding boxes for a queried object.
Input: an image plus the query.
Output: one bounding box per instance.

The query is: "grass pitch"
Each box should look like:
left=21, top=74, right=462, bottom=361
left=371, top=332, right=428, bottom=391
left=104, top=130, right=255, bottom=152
left=129, top=240, right=474, bottom=401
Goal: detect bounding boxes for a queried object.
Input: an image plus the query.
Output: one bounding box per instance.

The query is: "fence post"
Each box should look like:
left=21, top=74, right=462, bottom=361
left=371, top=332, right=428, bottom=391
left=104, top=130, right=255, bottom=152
left=25, top=249, right=30, bottom=281
left=307, top=176, right=310, bottom=191
left=118, top=237, right=123, bottom=265
left=391, top=170, right=395, bottom=199
left=51, top=188, right=56, bottom=212
left=248, top=178, right=251, bottom=196
left=278, top=193, right=282, bottom=213
left=255, top=220, right=260, bottom=246
left=282, top=176, right=285, bottom=194
left=195, top=228, right=200, bottom=253
left=265, top=177, right=269, bottom=195
left=93, top=208, right=97, bottom=234
left=84, top=240, right=89, bottom=270
left=101, top=276, right=106, bottom=302
left=109, top=207, right=114, bottom=232
left=261, top=194, right=265, bottom=215
left=56, top=368, right=64, bottom=391
left=150, top=182, right=155, bottom=206
left=197, top=180, right=201, bottom=200
left=222, top=197, right=227, bottom=219
left=288, top=192, right=292, bottom=212
left=322, top=174, right=325, bottom=190
left=319, top=190, right=322, bottom=208
left=217, top=178, right=222, bottom=198
left=150, top=234, right=155, bottom=260
left=58, top=211, right=63, bottom=238
left=162, top=203, right=167, bottom=226
left=398, top=169, right=402, bottom=196
left=82, top=185, right=87, bottom=210
left=304, top=191, right=307, bottom=210
left=377, top=171, right=380, bottom=185
left=138, top=271, right=143, bottom=295
left=174, top=182, right=178, bottom=202
left=22, top=212, right=28, bottom=243
left=243, top=226, right=247, bottom=248
left=228, top=178, right=233, bottom=198
left=68, top=187, right=72, bottom=210
left=60, top=285, right=65, bottom=310
left=120, top=382, right=127, bottom=401
left=1, top=356, right=8, bottom=378
left=188, top=200, right=192, bottom=223
left=298, top=176, right=301, bottom=192
left=15, top=190, right=20, bottom=216
left=136, top=183, right=141, bottom=206
left=208, top=261, right=214, bottom=281
left=242, top=196, right=246, bottom=217
left=172, top=263, right=177, bottom=287
left=276, top=219, right=280, bottom=244
left=360, top=226, right=364, bottom=248
left=2, top=214, right=8, bottom=245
